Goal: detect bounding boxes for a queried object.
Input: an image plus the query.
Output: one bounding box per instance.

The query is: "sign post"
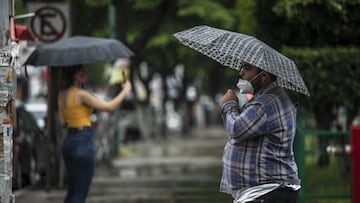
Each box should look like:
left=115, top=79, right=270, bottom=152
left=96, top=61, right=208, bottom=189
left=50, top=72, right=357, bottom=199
left=0, top=0, right=16, bottom=202
left=27, top=3, right=70, bottom=43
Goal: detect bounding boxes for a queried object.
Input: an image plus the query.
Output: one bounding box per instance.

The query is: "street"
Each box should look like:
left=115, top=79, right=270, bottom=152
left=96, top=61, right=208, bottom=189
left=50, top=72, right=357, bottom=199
left=14, top=125, right=233, bottom=203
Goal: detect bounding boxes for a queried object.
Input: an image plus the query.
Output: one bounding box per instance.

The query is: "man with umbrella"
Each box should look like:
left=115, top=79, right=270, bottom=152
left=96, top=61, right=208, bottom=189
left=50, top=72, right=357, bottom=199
left=174, top=25, right=309, bottom=203
left=219, top=62, right=300, bottom=202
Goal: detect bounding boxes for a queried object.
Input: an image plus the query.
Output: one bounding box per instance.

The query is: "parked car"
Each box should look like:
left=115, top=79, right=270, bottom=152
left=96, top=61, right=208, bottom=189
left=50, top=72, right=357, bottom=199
left=13, top=102, right=47, bottom=190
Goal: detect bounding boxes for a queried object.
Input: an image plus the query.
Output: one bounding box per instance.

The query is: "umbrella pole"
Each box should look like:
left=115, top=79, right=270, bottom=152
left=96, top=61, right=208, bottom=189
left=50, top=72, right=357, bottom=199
left=45, top=68, right=62, bottom=190
left=232, top=75, right=240, bottom=89
left=45, top=68, right=52, bottom=191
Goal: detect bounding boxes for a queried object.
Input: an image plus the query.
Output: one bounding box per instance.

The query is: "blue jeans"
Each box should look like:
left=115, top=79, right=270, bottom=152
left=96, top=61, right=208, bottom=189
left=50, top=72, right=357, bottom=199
left=62, top=127, right=95, bottom=203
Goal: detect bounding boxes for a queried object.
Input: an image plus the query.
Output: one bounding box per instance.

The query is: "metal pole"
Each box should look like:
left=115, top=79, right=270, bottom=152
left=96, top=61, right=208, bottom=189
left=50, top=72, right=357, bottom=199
left=45, top=68, right=52, bottom=190
left=108, top=0, right=116, bottom=38
left=0, top=0, right=9, bottom=48
left=0, top=0, right=15, bottom=202
left=351, top=126, right=360, bottom=203
left=294, top=126, right=305, bottom=203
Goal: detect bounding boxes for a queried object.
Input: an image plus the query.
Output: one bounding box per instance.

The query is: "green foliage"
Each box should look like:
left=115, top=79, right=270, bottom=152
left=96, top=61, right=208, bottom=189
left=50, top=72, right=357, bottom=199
left=305, top=155, right=350, bottom=202
left=235, top=0, right=256, bottom=35
left=14, top=0, right=27, bottom=23
left=128, top=0, right=163, bottom=10
left=283, top=47, right=360, bottom=122
left=147, top=33, right=172, bottom=48
left=272, top=0, right=360, bottom=47
left=52, top=0, right=360, bottom=111
left=70, top=0, right=108, bottom=37
left=273, top=0, right=360, bottom=17
left=253, top=0, right=290, bottom=49
left=85, top=0, right=109, bottom=7
left=124, top=0, right=239, bottom=95
left=256, top=0, right=360, bottom=128
left=83, top=63, right=109, bottom=87
left=177, top=0, right=235, bottom=28
left=64, top=0, right=242, bottom=95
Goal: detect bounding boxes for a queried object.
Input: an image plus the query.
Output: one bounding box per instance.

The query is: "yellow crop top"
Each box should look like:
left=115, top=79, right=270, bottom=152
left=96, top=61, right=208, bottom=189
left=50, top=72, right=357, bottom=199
left=59, top=87, right=93, bottom=128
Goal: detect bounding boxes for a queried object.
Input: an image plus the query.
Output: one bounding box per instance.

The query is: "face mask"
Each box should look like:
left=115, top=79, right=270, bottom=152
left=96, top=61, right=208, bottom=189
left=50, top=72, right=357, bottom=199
left=236, top=79, right=254, bottom=94
left=236, top=71, right=264, bottom=94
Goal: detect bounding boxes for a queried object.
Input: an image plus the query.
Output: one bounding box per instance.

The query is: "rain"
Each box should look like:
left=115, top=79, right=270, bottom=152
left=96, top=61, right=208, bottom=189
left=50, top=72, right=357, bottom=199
left=1, top=1, right=359, bottom=203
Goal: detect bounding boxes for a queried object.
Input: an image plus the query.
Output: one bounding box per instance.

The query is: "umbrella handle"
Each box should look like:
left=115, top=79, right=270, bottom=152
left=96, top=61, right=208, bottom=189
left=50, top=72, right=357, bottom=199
left=122, top=70, right=127, bottom=83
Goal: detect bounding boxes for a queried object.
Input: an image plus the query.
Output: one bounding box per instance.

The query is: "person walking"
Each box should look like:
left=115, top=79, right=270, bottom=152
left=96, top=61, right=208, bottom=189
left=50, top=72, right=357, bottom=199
left=57, top=65, right=131, bottom=203
left=219, top=62, right=301, bottom=203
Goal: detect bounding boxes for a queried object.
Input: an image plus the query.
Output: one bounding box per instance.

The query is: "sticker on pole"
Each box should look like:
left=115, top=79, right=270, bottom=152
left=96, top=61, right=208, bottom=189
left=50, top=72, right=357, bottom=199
left=0, top=47, right=10, bottom=67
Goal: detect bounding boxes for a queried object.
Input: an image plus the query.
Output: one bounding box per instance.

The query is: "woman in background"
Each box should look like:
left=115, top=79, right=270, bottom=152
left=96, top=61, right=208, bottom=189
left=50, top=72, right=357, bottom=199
left=58, top=65, right=131, bottom=203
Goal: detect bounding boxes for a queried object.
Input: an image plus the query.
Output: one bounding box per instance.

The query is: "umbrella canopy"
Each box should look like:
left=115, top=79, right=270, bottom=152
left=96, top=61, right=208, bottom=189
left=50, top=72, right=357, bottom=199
left=173, top=25, right=310, bottom=96
left=10, top=17, right=37, bottom=42
left=25, top=36, right=134, bottom=67
left=12, top=24, right=37, bottom=42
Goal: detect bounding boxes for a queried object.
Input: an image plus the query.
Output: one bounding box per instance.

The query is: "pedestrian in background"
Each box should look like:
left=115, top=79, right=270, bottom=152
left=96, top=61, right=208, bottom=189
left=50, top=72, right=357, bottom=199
left=57, top=65, right=131, bottom=203
left=219, top=62, right=300, bottom=203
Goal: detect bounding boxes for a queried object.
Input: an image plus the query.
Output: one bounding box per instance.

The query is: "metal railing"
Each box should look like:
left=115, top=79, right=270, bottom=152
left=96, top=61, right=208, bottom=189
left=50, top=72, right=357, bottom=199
left=295, top=125, right=351, bottom=203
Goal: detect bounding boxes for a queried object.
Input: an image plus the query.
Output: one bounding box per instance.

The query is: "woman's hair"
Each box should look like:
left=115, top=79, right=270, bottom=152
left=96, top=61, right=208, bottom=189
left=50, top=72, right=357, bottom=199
left=60, top=65, right=82, bottom=89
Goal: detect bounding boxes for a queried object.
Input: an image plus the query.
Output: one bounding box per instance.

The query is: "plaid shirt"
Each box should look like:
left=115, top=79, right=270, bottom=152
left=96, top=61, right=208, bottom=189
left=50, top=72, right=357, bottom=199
left=220, top=82, right=300, bottom=194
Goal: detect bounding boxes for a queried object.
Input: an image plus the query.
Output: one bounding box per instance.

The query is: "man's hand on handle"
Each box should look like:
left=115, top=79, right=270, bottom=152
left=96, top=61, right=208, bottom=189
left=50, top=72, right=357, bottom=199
left=220, top=89, right=238, bottom=107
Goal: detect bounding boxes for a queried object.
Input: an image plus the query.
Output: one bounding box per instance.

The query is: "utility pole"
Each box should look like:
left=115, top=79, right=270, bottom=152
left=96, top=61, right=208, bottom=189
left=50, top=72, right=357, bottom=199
left=108, top=0, right=116, bottom=39
left=0, top=0, right=16, bottom=202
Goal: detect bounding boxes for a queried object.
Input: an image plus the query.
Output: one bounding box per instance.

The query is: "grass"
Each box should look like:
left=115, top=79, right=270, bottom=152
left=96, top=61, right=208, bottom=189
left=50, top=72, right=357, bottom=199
left=301, top=135, right=351, bottom=203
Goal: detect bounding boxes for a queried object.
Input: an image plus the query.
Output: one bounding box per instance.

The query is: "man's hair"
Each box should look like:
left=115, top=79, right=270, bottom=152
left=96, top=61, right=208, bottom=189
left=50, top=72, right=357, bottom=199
left=269, top=73, right=277, bottom=81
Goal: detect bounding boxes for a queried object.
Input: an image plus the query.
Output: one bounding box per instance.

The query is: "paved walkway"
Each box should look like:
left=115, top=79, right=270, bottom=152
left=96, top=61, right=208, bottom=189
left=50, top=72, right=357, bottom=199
left=14, top=125, right=231, bottom=203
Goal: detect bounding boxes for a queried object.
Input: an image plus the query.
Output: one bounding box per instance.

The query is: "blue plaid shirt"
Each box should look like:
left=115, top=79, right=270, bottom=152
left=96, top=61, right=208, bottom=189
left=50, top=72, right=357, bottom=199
left=220, top=82, right=300, bottom=194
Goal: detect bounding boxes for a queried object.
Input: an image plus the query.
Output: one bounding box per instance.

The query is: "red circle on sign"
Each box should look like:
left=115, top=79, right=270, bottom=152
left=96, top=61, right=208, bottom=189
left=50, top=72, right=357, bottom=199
left=30, top=6, right=67, bottom=43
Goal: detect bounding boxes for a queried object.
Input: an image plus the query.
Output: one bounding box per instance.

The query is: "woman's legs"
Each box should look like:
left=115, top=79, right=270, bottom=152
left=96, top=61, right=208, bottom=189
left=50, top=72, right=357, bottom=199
left=63, top=129, right=95, bottom=203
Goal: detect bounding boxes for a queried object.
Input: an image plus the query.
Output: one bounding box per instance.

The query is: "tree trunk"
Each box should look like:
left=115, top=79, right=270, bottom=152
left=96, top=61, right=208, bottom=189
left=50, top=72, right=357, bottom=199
left=114, top=0, right=173, bottom=54
left=313, top=102, right=336, bottom=167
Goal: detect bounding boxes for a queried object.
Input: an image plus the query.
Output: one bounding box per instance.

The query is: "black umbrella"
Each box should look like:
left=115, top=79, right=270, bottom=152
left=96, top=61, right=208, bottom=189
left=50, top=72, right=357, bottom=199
left=25, top=36, right=134, bottom=67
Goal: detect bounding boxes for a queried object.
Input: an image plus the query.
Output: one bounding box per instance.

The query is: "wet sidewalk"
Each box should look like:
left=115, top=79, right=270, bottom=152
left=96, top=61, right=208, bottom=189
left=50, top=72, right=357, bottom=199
left=14, top=125, right=232, bottom=203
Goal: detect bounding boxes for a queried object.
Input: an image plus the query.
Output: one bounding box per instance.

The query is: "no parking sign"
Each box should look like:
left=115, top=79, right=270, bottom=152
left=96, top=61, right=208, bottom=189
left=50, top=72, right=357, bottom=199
left=27, top=3, right=70, bottom=43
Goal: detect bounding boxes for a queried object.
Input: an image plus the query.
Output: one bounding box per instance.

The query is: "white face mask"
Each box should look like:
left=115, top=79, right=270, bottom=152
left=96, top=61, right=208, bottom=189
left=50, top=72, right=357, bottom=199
left=236, top=79, right=254, bottom=94
left=236, top=72, right=264, bottom=94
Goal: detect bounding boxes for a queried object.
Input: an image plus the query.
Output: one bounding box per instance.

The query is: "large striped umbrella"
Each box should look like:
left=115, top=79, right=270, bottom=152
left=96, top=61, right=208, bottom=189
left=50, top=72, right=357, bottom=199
left=173, top=25, right=310, bottom=96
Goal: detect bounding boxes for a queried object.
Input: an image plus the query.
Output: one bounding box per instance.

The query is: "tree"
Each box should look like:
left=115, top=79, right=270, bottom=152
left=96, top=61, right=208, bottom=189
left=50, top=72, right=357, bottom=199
left=259, top=0, right=360, bottom=166
left=272, top=0, right=360, bottom=124
left=111, top=0, right=239, bottom=98
left=67, top=0, right=241, bottom=97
